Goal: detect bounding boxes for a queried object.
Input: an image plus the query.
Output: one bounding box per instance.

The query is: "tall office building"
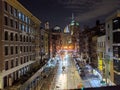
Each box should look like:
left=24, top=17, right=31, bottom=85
left=0, top=0, right=41, bottom=89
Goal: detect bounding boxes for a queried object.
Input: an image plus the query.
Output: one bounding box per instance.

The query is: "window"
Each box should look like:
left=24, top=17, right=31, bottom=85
left=108, top=36, right=110, bottom=40
left=10, top=5, right=13, bottom=14
left=20, top=46, right=22, bottom=53
left=10, top=33, right=13, bottom=41
left=22, top=14, right=24, bottom=21
left=23, top=36, right=25, bottom=42
left=4, top=31, right=8, bottom=40
left=22, top=24, right=24, bottom=31
left=10, top=19, right=14, bottom=27
left=27, top=46, right=28, bottom=52
left=15, top=21, right=18, bottom=29
left=29, top=37, right=31, bottom=42
left=4, top=2, right=8, bottom=11
left=113, top=17, right=120, bottom=30
left=5, top=61, right=8, bottom=70
left=113, top=32, right=120, bottom=43
left=16, top=58, right=18, bottom=66
left=4, top=16, right=8, bottom=25
left=26, top=36, right=28, bottom=42
left=41, top=35, right=44, bottom=40
left=10, top=46, right=14, bottom=55
left=19, top=23, right=21, bottom=30
left=14, top=8, right=17, bottom=17
left=20, top=57, right=23, bottom=64
left=11, top=60, right=14, bottom=68
left=4, top=46, right=8, bottom=55
left=107, top=24, right=109, bottom=28
left=27, top=56, right=28, bottom=62
left=18, top=12, right=21, bottom=19
left=15, top=46, right=18, bottom=54
left=15, top=34, right=18, bottom=41
left=113, top=59, right=120, bottom=72
left=30, top=46, right=31, bottom=52
left=20, top=35, right=22, bottom=42
left=24, top=46, right=25, bottom=52
left=114, top=72, right=120, bottom=85
left=108, top=48, right=110, bottom=52
left=113, top=46, right=120, bottom=58
left=24, top=56, right=26, bottom=63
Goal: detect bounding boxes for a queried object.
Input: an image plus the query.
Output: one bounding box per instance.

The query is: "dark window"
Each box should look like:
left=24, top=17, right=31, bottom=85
left=5, top=46, right=8, bottom=55
left=20, top=24, right=22, bottom=30
left=10, top=46, right=14, bottom=55
left=20, top=35, right=22, bottom=42
left=15, top=21, right=18, bottom=29
left=30, top=55, right=31, bottom=60
left=113, top=46, right=120, bottom=58
left=20, top=46, right=22, bottom=52
left=16, top=58, right=18, bottom=66
left=114, top=72, right=120, bottom=85
left=11, top=60, right=14, bottom=68
left=4, top=16, right=8, bottom=25
left=15, top=46, right=18, bottom=54
left=24, top=46, right=25, bottom=52
left=27, top=46, right=28, bottom=52
left=30, top=46, right=31, bottom=52
left=27, top=56, right=28, bottom=62
left=10, top=5, right=13, bottom=14
left=10, top=19, right=14, bottom=27
left=41, top=35, right=44, bottom=40
left=113, top=59, right=120, bottom=72
left=24, top=57, right=26, bottom=63
left=23, top=36, right=25, bottom=42
left=10, top=33, right=13, bottom=41
left=26, top=36, right=28, bottom=42
left=113, top=32, right=120, bottom=43
left=4, top=31, right=8, bottom=40
left=108, top=24, right=109, bottom=28
left=15, top=34, right=18, bottom=41
left=4, top=2, right=8, bottom=11
left=20, top=57, right=23, bottom=64
left=113, top=17, right=120, bottom=30
left=29, top=37, right=31, bottom=42
left=5, top=61, right=8, bottom=70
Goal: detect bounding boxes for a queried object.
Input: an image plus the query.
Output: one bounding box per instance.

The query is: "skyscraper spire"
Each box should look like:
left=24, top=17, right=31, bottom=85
left=72, top=13, right=74, bottom=21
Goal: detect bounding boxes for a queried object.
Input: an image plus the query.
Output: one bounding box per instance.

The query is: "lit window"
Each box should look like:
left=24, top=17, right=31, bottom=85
left=18, top=12, right=21, bottom=19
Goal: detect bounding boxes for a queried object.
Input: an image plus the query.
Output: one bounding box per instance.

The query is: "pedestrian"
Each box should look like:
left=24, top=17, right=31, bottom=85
left=62, top=66, right=65, bottom=71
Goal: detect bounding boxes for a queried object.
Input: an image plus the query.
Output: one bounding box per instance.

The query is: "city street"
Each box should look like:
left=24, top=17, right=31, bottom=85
left=51, top=54, right=83, bottom=90
left=48, top=53, right=104, bottom=90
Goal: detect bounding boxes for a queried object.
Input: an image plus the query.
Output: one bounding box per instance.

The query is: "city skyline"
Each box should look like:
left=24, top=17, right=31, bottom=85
left=18, top=0, right=120, bottom=29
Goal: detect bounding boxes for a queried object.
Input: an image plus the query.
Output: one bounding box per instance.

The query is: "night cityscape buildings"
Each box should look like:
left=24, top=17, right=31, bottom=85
left=0, top=0, right=120, bottom=90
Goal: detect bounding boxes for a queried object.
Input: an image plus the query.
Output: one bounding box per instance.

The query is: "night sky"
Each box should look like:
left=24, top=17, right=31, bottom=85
left=18, top=0, right=120, bottom=29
